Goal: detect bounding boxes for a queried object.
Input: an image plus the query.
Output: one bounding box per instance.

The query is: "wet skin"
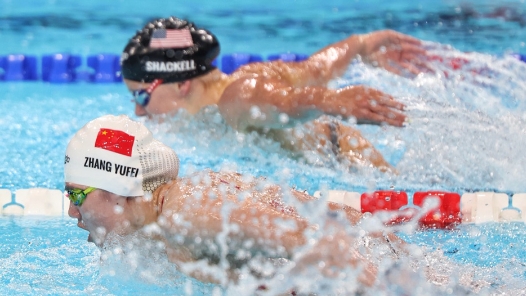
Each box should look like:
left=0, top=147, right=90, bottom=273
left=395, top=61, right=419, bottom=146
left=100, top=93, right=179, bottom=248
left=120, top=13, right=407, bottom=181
left=124, top=30, right=428, bottom=171
left=66, top=183, right=156, bottom=247
left=126, top=30, right=426, bottom=128
left=66, top=170, right=387, bottom=285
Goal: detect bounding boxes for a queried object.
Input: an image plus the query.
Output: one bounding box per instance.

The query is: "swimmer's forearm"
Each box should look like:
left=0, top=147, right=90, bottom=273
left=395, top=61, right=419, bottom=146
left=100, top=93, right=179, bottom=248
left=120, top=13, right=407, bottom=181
left=306, top=34, right=365, bottom=80
left=242, top=86, right=331, bottom=129
left=220, top=82, right=351, bottom=130
left=295, top=86, right=380, bottom=120
left=220, top=80, right=327, bottom=129
left=222, top=80, right=403, bottom=129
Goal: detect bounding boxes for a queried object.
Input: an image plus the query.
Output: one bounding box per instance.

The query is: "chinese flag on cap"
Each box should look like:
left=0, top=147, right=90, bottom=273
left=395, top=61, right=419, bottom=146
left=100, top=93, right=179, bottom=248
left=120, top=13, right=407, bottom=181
left=94, top=128, right=135, bottom=156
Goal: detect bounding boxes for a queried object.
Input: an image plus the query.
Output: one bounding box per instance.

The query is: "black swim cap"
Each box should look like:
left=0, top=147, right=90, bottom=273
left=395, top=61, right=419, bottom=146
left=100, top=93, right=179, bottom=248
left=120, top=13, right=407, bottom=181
left=121, top=17, right=220, bottom=83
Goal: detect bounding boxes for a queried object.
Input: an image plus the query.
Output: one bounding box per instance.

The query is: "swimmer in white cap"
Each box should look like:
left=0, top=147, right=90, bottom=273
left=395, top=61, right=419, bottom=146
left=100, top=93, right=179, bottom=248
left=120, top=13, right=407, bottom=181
left=65, top=114, right=410, bottom=289
left=120, top=17, right=430, bottom=172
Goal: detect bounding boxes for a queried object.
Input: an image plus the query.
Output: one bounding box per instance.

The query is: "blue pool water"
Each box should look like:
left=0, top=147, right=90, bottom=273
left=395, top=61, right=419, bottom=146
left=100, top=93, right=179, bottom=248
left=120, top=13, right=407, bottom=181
left=1, top=0, right=526, bottom=294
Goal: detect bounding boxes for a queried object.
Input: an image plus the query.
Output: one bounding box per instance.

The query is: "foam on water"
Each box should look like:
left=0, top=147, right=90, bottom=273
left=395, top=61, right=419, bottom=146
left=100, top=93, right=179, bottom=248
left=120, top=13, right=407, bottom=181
left=118, top=47, right=526, bottom=294
left=339, top=45, right=526, bottom=193
left=140, top=45, right=526, bottom=196
left=2, top=216, right=526, bottom=294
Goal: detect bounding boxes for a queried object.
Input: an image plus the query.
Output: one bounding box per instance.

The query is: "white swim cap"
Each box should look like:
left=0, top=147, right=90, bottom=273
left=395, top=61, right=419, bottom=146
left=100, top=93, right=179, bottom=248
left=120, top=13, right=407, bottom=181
left=64, top=114, right=179, bottom=196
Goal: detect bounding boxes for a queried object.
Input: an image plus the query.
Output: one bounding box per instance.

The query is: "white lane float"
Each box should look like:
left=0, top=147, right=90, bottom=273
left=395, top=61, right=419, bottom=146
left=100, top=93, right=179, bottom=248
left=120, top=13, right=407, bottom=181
left=1, top=188, right=66, bottom=216
left=0, top=187, right=524, bottom=227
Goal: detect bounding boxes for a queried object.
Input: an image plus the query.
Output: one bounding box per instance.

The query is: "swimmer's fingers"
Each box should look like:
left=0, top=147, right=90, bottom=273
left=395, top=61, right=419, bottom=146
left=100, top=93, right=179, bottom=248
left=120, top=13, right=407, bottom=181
left=381, top=63, right=403, bottom=75
left=410, top=59, right=436, bottom=74
left=341, top=86, right=405, bottom=126
left=372, top=44, right=428, bottom=75
left=378, top=96, right=405, bottom=111
left=389, top=44, right=433, bottom=75
left=358, top=91, right=406, bottom=126
left=360, top=108, right=406, bottom=127
left=364, top=30, right=421, bottom=56
left=369, top=89, right=405, bottom=109
left=371, top=102, right=406, bottom=126
left=399, top=43, right=427, bottom=58
left=398, top=61, right=422, bottom=76
left=396, top=44, right=427, bottom=63
left=392, top=31, right=423, bottom=46
left=374, top=29, right=421, bottom=46
left=382, top=60, right=430, bottom=77
left=399, top=60, right=437, bottom=76
left=362, top=88, right=404, bottom=109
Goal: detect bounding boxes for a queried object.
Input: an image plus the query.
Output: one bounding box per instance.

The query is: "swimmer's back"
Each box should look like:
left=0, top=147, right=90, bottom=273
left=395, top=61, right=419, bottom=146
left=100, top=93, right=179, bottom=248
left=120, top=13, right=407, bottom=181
left=230, top=58, right=333, bottom=88
left=159, top=170, right=363, bottom=225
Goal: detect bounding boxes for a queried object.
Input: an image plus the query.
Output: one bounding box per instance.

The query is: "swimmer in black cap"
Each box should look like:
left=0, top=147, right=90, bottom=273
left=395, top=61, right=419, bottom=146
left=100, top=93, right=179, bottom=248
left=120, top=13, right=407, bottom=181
left=121, top=16, right=429, bottom=172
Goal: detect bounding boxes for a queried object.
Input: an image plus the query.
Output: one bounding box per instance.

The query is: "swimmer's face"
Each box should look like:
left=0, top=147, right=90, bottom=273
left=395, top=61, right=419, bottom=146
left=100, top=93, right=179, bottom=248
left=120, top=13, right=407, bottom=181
left=66, top=183, right=136, bottom=247
left=124, top=79, right=190, bottom=118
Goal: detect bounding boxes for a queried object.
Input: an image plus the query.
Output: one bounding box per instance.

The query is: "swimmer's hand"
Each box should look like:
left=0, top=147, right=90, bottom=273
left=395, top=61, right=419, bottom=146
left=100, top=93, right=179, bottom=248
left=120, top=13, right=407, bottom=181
left=322, top=85, right=406, bottom=127
left=359, top=30, right=432, bottom=76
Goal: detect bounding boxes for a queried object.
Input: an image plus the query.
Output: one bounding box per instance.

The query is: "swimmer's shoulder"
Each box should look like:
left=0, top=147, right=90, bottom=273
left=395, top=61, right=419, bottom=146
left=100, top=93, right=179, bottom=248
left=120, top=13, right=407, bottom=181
left=230, top=59, right=293, bottom=79
left=155, top=178, right=186, bottom=216
left=160, top=170, right=244, bottom=195
left=218, top=61, right=291, bottom=111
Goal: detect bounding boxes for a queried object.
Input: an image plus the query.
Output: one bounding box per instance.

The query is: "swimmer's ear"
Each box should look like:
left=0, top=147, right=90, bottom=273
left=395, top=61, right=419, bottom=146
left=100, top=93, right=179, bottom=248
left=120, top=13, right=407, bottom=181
left=177, top=80, right=192, bottom=97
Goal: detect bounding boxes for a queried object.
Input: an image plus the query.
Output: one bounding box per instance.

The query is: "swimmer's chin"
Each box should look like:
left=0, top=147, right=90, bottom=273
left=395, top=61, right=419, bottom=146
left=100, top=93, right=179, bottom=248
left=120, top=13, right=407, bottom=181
left=87, top=234, right=103, bottom=248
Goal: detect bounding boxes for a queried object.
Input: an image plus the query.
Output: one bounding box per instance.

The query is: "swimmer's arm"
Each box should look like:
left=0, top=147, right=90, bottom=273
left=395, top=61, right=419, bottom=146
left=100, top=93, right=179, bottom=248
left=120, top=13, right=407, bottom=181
left=306, top=30, right=427, bottom=78
left=254, top=31, right=425, bottom=86
left=158, top=183, right=381, bottom=285
left=219, top=77, right=406, bottom=129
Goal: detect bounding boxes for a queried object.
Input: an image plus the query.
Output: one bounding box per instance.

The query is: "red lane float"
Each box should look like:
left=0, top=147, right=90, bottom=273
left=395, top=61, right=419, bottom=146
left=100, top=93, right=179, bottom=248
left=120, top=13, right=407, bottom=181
left=360, top=190, right=413, bottom=225
left=413, top=191, right=461, bottom=229
left=361, top=190, right=408, bottom=213
left=315, top=189, right=525, bottom=228
left=359, top=190, right=462, bottom=229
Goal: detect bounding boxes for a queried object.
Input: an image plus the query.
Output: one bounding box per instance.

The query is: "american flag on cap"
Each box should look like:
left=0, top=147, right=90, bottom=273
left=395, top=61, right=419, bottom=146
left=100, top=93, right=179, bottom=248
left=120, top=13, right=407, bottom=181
left=150, top=28, right=194, bottom=49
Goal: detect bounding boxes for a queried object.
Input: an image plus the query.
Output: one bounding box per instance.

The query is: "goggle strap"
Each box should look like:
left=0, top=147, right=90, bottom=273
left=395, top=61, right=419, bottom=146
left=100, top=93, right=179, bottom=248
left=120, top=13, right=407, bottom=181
left=83, top=187, right=97, bottom=195
left=146, top=79, right=163, bottom=94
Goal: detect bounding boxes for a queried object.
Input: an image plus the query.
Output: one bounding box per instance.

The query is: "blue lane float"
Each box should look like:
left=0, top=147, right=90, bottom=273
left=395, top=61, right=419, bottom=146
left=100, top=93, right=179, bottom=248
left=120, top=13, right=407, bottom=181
left=42, top=54, right=82, bottom=83
left=86, top=53, right=122, bottom=83
left=511, top=53, right=526, bottom=62
left=221, top=53, right=263, bottom=74
left=1, top=51, right=362, bottom=83
left=267, top=52, right=309, bottom=62
left=0, top=54, right=38, bottom=81
left=1, top=52, right=525, bottom=83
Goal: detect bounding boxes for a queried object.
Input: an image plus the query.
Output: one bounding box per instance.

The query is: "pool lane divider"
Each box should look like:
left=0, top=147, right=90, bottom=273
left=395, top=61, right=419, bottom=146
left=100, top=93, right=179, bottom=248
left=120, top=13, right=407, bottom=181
left=0, top=188, right=64, bottom=216
left=315, top=190, right=526, bottom=227
left=0, top=53, right=309, bottom=83
left=1, top=187, right=526, bottom=228
left=5, top=52, right=522, bottom=83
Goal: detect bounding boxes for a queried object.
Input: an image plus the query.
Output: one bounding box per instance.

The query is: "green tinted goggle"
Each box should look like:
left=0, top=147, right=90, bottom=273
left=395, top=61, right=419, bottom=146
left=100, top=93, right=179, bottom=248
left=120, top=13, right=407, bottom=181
left=66, top=187, right=96, bottom=206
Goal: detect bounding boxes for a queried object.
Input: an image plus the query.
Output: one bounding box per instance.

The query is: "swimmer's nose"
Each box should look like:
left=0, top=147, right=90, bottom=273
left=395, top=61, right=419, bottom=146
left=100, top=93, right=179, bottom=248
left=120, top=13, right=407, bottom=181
left=68, top=201, right=81, bottom=219
left=135, top=103, right=148, bottom=117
